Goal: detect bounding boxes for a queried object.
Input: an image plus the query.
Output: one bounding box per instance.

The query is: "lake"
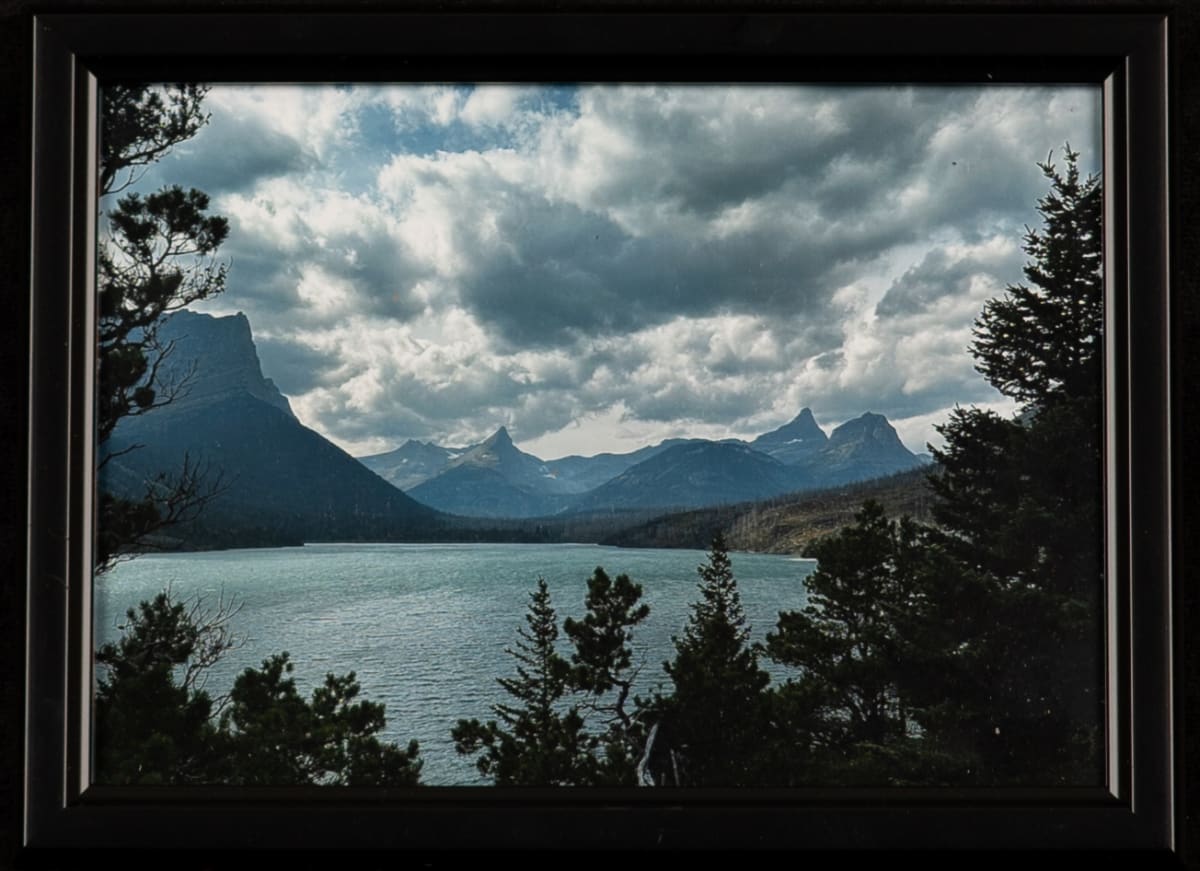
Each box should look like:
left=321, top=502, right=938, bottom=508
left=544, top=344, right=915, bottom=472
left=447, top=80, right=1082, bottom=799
left=93, top=542, right=815, bottom=785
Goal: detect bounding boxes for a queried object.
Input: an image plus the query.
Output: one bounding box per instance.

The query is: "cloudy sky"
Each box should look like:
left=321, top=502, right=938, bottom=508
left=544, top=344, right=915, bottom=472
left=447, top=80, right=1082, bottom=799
left=118, top=83, right=1101, bottom=459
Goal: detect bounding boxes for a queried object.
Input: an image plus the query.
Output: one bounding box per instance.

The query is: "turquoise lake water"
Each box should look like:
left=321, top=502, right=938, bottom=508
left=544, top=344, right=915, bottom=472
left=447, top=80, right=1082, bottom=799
left=94, top=542, right=815, bottom=784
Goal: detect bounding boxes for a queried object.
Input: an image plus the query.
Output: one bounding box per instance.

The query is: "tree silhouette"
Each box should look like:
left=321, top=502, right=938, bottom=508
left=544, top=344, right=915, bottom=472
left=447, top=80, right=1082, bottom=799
left=91, top=86, right=423, bottom=788
left=563, top=567, right=650, bottom=784
left=919, top=146, right=1105, bottom=784
left=452, top=578, right=594, bottom=785
left=94, top=587, right=423, bottom=786
left=221, top=653, right=422, bottom=787
left=94, top=589, right=238, bottom=784
left=96, top=84, right=229, bottom=571
left=649, top=534, right=771, bottom=786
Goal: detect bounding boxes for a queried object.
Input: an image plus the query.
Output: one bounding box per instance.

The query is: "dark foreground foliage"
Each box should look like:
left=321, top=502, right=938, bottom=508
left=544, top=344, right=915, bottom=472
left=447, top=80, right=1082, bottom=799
left=94, top=589, right=422, bottom=786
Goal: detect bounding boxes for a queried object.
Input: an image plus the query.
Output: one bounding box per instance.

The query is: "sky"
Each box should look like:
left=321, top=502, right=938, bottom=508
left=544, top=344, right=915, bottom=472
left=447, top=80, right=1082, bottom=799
left=115, top=83, right=1102, bottom=459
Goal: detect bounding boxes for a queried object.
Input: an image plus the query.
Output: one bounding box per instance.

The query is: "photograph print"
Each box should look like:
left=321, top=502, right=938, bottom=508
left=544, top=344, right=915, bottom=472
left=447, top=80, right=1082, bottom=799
left=93, top=82, right=1105, bottom=788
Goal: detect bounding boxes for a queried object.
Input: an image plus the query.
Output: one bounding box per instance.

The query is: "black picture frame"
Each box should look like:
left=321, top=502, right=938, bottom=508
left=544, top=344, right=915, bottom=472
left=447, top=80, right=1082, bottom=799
left=18, top=6, right=1179, bottom=866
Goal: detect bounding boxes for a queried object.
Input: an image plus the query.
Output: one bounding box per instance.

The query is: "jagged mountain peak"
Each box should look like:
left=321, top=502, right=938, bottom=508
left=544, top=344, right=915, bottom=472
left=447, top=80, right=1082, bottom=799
left=750, top=406, right=828, bottom=464
left=483, top=426, right=514, bottom=448
left=752, top=408, right=827, bottom=443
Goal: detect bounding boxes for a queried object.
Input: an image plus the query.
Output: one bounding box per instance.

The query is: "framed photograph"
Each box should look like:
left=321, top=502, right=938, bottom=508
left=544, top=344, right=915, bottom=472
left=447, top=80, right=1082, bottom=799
left=22, top=6, right=1178, bottom=863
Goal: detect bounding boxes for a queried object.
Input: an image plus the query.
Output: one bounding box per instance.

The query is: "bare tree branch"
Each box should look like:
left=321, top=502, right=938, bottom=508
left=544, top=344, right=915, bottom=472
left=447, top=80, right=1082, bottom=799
left=96, top=453, right=234, bottom=575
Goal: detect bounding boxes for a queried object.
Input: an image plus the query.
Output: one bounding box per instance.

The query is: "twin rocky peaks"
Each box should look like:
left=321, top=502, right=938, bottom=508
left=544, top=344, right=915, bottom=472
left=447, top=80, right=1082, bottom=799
left=362, top=407, right=925, bottom=519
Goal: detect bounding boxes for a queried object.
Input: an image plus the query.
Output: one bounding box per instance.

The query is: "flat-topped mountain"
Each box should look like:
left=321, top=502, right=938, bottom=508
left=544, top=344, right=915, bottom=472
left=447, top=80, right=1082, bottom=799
left=153, top=310, right=295, bottom=417
left=101, top=311, right=447, bottom=547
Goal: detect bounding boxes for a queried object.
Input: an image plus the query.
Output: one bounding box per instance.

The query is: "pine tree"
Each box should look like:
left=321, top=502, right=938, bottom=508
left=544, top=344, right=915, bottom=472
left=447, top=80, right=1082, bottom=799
left=971, top=146, right=1102, bottom=407
left=651, top=534, right=771, bottom=786
left=452, top=578, right=594, bottom=785
left=563, top=567, right=650, bottom=784
left=93, top=590, right=233, bottom=784
left=221, top=654, right=422, bottom=787
left=94, top=590, right=423, bottom=786
left=91, top=86, right=424, bottom=789
left=918, top=147, right=1105, bottom=785
left=764, top=502, right=963, bottom=785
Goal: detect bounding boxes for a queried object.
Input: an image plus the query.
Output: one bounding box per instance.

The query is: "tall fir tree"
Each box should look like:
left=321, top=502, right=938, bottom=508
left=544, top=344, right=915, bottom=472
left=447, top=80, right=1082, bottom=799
left=650, top=534, right=771, bottom=786
left=971, top=145, right=1103, bottom=407
left=766, top=503, right=911, bottom=782
left=918, top=147, right=1105, bottom=785
left=765, top=502, right=965, bottom=785
left=452, top=578, right=595, bottom=785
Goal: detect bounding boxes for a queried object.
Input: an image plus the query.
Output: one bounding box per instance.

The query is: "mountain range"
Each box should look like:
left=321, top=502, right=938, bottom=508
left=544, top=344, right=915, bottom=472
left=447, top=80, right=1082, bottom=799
left=363, top=406, right=926, bottom=518
left=103, top=310, right=928, bottom=545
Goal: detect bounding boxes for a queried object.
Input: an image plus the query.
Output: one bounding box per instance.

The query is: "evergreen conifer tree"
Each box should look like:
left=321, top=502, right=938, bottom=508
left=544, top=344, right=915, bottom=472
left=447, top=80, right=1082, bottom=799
left=651, top=534, right=771, bottom=786
left=917, top=147, right=1105, bottom=784
left=765, top=502, right=960, bottom=784
left=93, top=589, right=423, bottom=786
left=96, top=84, right=231, bottom=572
left=221, top=653, right=422, bottom=786
left=93, top=591, right=232, bottom=784
left=452, top=578, right=594, bottom=785
left=563, top=567, right=651, bottom=784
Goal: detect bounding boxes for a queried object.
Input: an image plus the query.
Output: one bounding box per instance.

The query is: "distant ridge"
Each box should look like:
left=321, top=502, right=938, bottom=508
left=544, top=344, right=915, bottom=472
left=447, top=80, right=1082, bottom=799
left=600, top=466, right=935, bottom=554
left=569, top=441, right=809, bottom=513
left=365, top=409, right=923, bottom=518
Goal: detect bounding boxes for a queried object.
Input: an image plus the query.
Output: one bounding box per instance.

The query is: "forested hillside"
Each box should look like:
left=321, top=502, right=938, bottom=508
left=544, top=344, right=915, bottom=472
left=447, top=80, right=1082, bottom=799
left=602, top=467, right=934, bottom=553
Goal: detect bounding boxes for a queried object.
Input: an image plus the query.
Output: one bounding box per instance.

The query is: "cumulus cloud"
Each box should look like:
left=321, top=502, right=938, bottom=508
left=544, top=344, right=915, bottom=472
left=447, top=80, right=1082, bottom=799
left=133, top=82, right=1101, bottom=456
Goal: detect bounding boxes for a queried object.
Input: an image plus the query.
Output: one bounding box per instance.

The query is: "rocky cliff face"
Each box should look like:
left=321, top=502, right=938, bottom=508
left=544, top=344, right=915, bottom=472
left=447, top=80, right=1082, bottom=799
left=153, top=310, right=295, bottom=417
left=816, top=412, right=923, bottom=484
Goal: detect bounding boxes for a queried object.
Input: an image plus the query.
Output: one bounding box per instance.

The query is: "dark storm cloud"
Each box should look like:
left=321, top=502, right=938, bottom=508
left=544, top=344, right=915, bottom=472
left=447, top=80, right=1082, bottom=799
left=221, top=247, right=305, bottom=315
left=441, top=86, right=1096, bottom=352
left=576, top=86, right=976, bottom=220
left=320, top=234, right=431, bottom=322
left=129, top=108, right=316, bottom=198
left=454, top=191, right=862, bottom=349
left=254, top=337, right=342, bottom=396
left=876, top=243, right=1025, bottom=317
left=172, top=116, right=315, bottom=194
left=216, top=196, right=429, bottom=330
left=163, top=83, right=1101, bottom=454
left=624, top=381, right=766, bottom=425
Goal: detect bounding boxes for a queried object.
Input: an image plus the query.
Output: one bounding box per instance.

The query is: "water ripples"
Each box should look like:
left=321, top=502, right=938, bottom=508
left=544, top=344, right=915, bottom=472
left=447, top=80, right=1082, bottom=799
left=95, top=542, right=812, bottom=785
